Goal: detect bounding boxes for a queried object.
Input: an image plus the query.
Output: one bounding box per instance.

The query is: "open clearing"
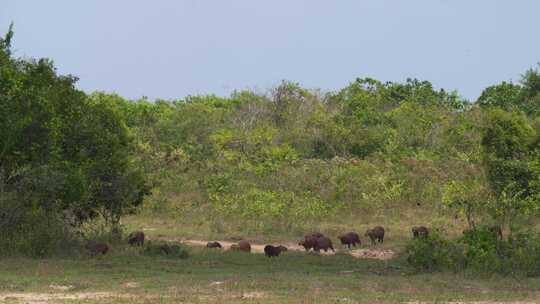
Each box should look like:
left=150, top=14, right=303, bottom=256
left=1, top=240, right=539, bottom=304
left=169, top=238, right=396, bottom=259
left=0, top=218, right=532, bottom=304
left=1, top=216, right=538, bottom=304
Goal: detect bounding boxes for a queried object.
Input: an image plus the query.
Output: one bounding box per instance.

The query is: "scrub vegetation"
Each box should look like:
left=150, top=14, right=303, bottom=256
left=2, top=24, right=540, bottom=303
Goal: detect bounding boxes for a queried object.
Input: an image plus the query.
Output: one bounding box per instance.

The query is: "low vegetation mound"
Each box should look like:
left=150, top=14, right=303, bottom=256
left=406, top=229, right=540, bottom=276
left=142, top=241, right=190, bottom=259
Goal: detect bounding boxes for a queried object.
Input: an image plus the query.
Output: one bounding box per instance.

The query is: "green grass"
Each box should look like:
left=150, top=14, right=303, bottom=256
left=121, top=205, right=465, bottom=253
left=2, top=207, right=539, bottom=303
left=1, top=243, right=539, bottom=303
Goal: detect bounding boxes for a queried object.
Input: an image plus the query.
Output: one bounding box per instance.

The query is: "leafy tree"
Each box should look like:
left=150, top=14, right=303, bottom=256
left=442, top=176, right=492, bottom=229
left=270, top=80, right=311, bottom=127
left=82, top=94, right=150, bottom=230
left=519, top=65, right=540, bottom=116
left=477, top=65, right=540, bottom=116
left=476, top=81, right=522, bottom=110
left=481, top=109, right=538, bottom=229
left=0, top=26, right=149, bottom=252
left=520, top=65, right=540, bottom=101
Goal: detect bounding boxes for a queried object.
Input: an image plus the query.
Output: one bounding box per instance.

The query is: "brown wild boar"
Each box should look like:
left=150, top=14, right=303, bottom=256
left=127, top=231, right=145, bottom=246
left=231, top=240, right=251, bottom=252
left=365, top=226, right=385, bottom=245
left=299, top=236, right=319, bottom=251
left=338, top=232, right=361, bottom=249
left=264, top=245, right=288, bottom=257
left=411, top=226, right=429, bottom=239
left=206, top=241, right=223, bottom=249
left=299, top=232, right=325, bottom=251
left=313, top=236, right=334, bottom=253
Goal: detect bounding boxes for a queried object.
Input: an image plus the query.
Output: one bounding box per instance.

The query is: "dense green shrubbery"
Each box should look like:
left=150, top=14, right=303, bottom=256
left=132, top=69, right=540, bottom=237
left=407, top=228, right=540, bottom=276
left=1, top=211, right=78, bottom=258
left=406, top=231, right=466, bottom=272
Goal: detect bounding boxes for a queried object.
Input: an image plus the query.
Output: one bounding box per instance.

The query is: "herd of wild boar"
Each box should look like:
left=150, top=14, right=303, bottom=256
left=86, top=225, right=432, bottom=258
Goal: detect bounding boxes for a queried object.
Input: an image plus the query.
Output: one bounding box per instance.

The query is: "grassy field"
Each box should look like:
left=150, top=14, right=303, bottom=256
left=1, top=246, right=539, bottom=304
left=1, top=213, right=540, bottom=304
left=120, top=204, right=469, bottom=252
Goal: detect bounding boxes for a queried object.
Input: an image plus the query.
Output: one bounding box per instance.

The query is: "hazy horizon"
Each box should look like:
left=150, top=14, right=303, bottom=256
left=2, top=1, right=539, bottom=101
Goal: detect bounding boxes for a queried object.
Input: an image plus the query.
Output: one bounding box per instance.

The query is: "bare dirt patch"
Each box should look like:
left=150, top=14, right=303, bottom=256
left=349, top=248, right=396, bottom=260
left=48, top=284, right=74, bottom=292
left=0, top=291, right=171, bottom=304
left=161, top=237, right=396, bottom=260
left=182, top=239, right=305, bottom=253
left=121, top=282, right=140, bottom=289
left=0, top=292, right=134, bottom=304
left=406, top=302, right=538, bottom=304
left=241, top=291, right=266, bottom=299
left=197, top=290, right=267, bottom=301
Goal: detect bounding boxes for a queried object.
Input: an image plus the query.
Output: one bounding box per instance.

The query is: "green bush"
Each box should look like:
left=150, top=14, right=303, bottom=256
left=459, top=228, right=540, bottom=276
left=502, top=231, right=540, bottom=276
left=459, top=227, right=505, bottom=273
left=407, top=228, right=540, bottom=276
left=406, top=231, right=465, bottom=272
left=0, top=208, right=79, bottom=258
left=142, top=241, right=190, bottom=259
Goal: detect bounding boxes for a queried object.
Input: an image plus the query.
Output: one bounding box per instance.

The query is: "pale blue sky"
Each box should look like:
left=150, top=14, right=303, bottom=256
left=2, top=1, right=539, bottom=101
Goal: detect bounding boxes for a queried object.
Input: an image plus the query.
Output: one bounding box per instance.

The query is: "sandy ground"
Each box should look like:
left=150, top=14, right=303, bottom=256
left=406, top=302, right=538, bottom=304
left=0, top=286, right=266, bottom=303
left=0, top=291, right=535, bottom=304
left=164, top=238, right=396, bottom=260
left=0, top=291, right=137, bottom=304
